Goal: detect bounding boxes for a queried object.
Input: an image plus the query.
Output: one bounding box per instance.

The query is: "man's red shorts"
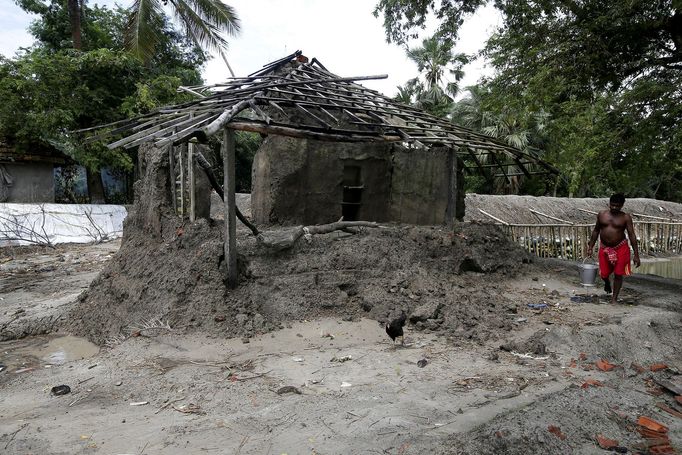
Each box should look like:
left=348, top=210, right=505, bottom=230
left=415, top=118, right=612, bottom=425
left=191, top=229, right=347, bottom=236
left=598, top=241, right=631, bottom=278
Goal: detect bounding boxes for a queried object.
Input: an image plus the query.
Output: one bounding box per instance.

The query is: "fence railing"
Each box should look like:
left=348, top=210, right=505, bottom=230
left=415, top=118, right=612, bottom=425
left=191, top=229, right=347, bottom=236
left=500, top=222, right=682, bottom=260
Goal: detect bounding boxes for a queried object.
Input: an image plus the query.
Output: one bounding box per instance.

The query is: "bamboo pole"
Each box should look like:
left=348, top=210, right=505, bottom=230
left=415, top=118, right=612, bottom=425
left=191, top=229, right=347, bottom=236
left=529, top=208, right=572, bottom=225
left=223, top=127, right=238, bottom=288
left=478, top=209, right=509, bottom=225
left=179, top=144, right=185, bottom=216
left=188, top=142, right=195, bottom=222
left=168, top=145, right=177, bottom=215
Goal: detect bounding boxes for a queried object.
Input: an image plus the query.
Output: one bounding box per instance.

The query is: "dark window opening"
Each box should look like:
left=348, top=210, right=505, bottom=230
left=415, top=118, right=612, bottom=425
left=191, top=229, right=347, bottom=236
left=342, top=165, right=363, bottom=221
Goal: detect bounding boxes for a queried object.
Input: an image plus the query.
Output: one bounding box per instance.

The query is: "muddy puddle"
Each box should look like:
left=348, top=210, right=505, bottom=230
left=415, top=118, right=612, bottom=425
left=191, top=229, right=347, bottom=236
left=637, top=256, right=682, bottom=280
left=0, top=335, right=99, bottom=375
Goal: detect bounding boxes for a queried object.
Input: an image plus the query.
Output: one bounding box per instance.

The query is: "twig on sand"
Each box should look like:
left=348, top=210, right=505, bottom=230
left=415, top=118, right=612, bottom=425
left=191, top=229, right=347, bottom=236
left=154, top=396, right=186, bottom=414
left=236, top=435, right=249, bottom=455
left=69, top=395, right=88, bottom=407
left=4, top=423, right=28, bottom=449
left=321, top=418, right=336, bottom=434
left=235, top=370, right=272, bottom=381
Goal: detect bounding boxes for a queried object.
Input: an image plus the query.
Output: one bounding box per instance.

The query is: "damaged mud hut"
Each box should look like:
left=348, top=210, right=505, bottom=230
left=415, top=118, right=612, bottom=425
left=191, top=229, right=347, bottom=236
left=83, top=51, right=558, bottom=289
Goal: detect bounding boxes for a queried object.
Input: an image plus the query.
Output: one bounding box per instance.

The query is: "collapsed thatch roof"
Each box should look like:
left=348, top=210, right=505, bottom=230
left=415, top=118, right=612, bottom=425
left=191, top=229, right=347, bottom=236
left=83, top=51, right=558, bottom=178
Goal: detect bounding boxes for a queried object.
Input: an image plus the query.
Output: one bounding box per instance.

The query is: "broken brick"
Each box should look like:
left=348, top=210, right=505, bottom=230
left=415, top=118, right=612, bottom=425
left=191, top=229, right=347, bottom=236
left=656, top=402, right=682, bottom=419
left=596, top=359, right=617, bottom=372
left=676, top=396, right=682, bottom=405
left=548, top=425, right=567, bottom=440
left=650, top=445, right=675, bottom=454
left=596, top=434, right=618, bottom=450
left=650, top=363, right=668, bottom=372
left=637, top=416, right=669, bottom=434
left=638, top=427, right=668, bottom=439
left=579, top=352, right=587, bottom=361
left=568, top=358, right=577, bottom=368
left=581, top=378, right=603, bottom=389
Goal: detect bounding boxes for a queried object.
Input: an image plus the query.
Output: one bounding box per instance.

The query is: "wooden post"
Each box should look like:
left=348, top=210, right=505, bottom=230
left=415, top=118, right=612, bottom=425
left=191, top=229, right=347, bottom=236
left=178, top=144, right=185, bottom=216
left=445, top=148, right=458, bottom=227
left=168, top=145, right=177, bottom=215
left=188, top=142, right=196, bottom=222
left=223, top=127, right=238, bottom=288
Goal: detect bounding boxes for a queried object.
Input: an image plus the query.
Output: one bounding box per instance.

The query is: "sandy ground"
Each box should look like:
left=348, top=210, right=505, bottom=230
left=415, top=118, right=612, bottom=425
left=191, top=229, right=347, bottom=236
left=1, top=241, right=681, bottom=454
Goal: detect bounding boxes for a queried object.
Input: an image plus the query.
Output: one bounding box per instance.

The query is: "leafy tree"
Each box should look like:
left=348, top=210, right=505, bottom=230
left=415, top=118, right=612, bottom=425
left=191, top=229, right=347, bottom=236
left=1, top=3, right=204, bottom=172
left=17, top=0, right=240, bottom=64
left=376, top=0, right=682, bottom=201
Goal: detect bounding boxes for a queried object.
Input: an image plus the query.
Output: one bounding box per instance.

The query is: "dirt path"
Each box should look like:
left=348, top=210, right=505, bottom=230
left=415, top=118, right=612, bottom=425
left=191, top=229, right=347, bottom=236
left=1, top=241, right=681, bottom=454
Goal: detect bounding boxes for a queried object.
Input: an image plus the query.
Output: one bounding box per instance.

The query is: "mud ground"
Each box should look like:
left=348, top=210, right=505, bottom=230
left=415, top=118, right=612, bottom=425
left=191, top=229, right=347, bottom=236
left=1, top=239, right=681, bottom=454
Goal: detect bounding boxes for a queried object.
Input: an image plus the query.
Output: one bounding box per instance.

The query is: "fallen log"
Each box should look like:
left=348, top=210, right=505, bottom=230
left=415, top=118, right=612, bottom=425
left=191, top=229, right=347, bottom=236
left=258, top=220, right=381, bottom=251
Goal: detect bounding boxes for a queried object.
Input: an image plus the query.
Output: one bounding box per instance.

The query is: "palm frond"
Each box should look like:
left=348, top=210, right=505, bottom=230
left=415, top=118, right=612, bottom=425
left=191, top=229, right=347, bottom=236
left=169, top=0, right=239, bottom=54
left=124, top=0, right=166, bottom=62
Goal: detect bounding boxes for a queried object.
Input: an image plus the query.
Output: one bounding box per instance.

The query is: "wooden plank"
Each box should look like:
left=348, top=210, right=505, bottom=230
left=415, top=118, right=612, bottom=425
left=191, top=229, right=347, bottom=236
left=223, top=127, right=238, bottom=288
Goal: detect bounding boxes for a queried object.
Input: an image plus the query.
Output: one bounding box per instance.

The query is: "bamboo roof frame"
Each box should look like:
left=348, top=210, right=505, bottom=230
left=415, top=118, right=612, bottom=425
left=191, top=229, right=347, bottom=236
left=82, top=50, right=559, bottom=177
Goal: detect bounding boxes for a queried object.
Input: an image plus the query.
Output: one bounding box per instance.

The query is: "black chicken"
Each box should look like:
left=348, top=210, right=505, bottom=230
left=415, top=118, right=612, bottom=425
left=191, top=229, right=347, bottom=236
left=385, top=311, right=407, bottom=346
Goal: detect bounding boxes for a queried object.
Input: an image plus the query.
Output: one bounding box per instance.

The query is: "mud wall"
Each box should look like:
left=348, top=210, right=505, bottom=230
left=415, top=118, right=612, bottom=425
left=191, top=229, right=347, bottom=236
left=251, top=136, right=393, bottom=225
left=1, top=162, right=54, bottom=203
left=251, top=136, right=462, bottom=225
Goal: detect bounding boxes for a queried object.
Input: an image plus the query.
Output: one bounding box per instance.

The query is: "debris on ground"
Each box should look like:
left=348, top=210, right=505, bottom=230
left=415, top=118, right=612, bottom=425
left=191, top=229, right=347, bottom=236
left=276, top=386, right=302, bottom=395
left=50, top=385, right=71, bottom=396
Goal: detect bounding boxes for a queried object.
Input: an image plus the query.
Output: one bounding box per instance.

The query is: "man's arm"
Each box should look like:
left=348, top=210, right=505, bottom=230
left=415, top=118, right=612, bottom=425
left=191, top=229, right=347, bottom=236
left=586, top=214, right=601, bottom=257
left=625, top=214, right=641, bottom=267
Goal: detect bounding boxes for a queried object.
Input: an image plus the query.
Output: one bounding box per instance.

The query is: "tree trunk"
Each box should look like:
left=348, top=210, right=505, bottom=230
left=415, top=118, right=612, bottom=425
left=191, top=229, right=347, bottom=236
left=68, top=0, right=82, bottom=50
left=86, top=168, right=106, bottom=204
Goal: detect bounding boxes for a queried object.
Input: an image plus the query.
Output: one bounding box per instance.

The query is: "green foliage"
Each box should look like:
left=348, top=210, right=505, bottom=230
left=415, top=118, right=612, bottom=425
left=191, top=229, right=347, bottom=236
left=1, top=2, right=205, bottom=171
left=397, top=35, right=469, bottom=117
left=207, top=132, right=263, bottom=193
left=377, top=0, right=682, bottom=201
left=125, top=0, right=240, bottom=63
left=16, top=0, right=126, bottom=51
left=374, top=0, right=485, bottom=46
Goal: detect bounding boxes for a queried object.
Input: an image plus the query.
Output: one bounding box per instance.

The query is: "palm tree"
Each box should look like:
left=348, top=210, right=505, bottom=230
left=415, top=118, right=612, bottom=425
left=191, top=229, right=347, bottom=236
left=405, top=36, right=468, bottom=116
left=125, top=0, right=240, bottom=65
left=452, top=86, right=550, bottom=194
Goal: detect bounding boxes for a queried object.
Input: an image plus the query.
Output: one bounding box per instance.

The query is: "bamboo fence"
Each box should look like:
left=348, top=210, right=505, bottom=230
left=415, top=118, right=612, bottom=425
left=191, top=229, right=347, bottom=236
left=500, top=222, right=682, bottom=259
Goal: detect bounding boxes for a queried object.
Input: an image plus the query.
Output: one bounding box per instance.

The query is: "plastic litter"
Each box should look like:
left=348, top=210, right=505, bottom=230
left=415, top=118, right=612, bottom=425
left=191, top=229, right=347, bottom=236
left=527, top=303, right=548, bottom=309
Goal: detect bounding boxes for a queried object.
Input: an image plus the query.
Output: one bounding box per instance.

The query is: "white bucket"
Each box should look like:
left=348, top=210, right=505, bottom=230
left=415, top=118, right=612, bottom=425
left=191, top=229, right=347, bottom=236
left=578, top=259, right=599, bottom=286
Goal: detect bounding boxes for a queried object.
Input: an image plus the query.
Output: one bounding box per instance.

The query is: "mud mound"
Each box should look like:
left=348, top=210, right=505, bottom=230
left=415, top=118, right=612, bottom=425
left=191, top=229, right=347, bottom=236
left=64, top=145, right=534, bottom=345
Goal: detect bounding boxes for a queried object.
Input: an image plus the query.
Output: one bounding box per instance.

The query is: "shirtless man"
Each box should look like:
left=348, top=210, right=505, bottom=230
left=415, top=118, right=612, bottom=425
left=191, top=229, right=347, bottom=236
left=586, top=193, right=640, bottom=304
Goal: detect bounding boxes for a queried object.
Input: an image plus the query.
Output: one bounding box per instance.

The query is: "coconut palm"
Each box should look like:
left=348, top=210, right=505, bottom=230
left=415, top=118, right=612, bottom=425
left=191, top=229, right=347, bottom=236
left=125, top=0, right=240, bottom=64
left=405, top=36, right=468, bottom=116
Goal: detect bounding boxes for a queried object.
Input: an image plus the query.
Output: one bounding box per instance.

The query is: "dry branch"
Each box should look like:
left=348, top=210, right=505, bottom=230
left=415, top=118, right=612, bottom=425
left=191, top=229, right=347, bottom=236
left=258, top=220, right=381, bottom=251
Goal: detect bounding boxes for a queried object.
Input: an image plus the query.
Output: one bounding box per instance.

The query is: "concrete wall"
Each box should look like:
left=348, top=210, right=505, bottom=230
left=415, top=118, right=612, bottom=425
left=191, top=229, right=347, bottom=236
left=251, top=136, right=462, bottom=226
left=1, top=162, right=54, bottom=203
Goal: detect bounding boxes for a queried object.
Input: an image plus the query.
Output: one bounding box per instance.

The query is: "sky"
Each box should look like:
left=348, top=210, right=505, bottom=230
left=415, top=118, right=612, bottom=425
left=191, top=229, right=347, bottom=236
left=0, top=0, right=502, bottom=98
